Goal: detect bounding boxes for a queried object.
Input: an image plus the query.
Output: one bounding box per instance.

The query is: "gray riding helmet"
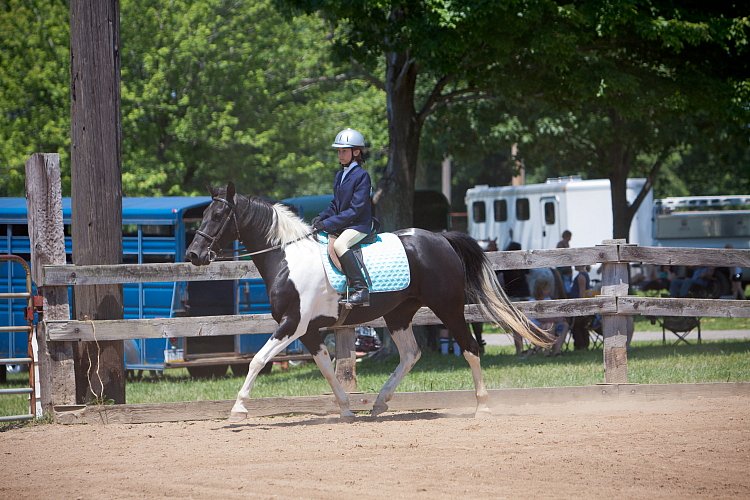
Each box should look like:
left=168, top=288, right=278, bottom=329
left=332, top=128, right=366, bottom=148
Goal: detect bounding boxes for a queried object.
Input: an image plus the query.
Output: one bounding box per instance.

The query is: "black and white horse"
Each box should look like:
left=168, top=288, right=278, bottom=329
left=186, top=183, right=553, bottom=421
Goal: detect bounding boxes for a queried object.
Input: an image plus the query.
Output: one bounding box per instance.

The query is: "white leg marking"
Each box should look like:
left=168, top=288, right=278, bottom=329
left=372, top=326, right=421, bottom=417
left=230, top=337, right=290, bottom=420
left=463, top=350, right=491, bottom=418
left=311, top=345, right=354, bottom=421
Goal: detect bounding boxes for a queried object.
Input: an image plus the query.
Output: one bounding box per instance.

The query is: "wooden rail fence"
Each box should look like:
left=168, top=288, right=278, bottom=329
left=25, top=153, right=750, bottom=420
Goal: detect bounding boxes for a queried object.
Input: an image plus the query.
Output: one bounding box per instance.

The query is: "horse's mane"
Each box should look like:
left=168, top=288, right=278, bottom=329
left=269, top=202, right=311, bottom=245
left=239, top=194, right=311, bottom=246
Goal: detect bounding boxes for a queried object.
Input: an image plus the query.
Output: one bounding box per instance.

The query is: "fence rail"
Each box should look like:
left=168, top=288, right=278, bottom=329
left=39, top=245, right=749, bottom=284
left=39, top=245, right=750, bottom=344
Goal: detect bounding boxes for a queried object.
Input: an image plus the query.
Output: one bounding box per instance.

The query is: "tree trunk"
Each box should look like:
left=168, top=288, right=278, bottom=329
left=70, top=0, right=125, bottom=404
left=374, top=50, right=421, bottom=231
left=607, top=114, right=637, bottom=242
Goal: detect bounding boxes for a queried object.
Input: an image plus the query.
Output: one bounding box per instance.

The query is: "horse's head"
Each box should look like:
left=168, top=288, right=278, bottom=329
left=477, top=238, right=498, bottom=252
left=186, top=182, right=239, bottom=266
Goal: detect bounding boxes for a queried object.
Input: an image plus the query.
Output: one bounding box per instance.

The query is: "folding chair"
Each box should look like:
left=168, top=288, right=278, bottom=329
left=658, top=316, right=702, bottom=345
left=565, top=316, right=602, bottom=351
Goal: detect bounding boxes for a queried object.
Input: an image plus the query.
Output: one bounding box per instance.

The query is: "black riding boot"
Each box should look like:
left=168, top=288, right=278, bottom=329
left=338, top=250, right=370, bottom=306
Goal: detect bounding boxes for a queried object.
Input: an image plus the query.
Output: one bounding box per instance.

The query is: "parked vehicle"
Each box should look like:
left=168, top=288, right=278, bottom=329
left=0, top=197, right=304, bottom=378
left=464, top=178, right=748, bottom=297
left=464, top=176, right=654, bottom=252
left=650, top=195, right=750, bottom=296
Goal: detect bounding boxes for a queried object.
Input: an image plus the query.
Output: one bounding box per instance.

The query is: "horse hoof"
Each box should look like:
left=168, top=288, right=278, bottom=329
left=228, top=411, right=248, bottom=423
left=371, top=403, right=388, bottom=417
left=340, top=413, right=356, bottom=423
left=474, top=406, right=492, bottom=419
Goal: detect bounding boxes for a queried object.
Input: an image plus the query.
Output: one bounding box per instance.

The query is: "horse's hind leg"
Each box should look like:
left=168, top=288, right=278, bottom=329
left=299, top=325, right=355, bottom=421
left=373, top=303, right=423, bottom=417
left=436, top=306, right=491, bottom=418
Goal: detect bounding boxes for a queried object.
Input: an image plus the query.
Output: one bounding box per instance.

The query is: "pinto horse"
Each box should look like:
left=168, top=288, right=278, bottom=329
left=186, top=183, right=553, bottom=421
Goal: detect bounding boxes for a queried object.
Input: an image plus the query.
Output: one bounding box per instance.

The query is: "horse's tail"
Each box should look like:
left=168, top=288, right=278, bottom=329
left=442, top=232, right=554, bottom=348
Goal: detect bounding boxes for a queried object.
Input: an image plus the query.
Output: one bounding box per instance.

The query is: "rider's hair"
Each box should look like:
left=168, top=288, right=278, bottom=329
left=352, top=147, right=367, bottom=164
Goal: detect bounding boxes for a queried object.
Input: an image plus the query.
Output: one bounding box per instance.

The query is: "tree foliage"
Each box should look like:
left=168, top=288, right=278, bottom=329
left=0, top=0, right=387, bottom=199
left=119, top=0, right=386, bottom=198
left=1, top=0, right=747, bottom=240
left=0, top=0, right=70, bottom=196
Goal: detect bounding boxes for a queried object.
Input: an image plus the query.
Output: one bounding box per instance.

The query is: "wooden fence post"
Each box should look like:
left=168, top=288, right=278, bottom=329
left=25, top=153, right=77, bottom=414
left=599, top=239, right=632, bottom=383
left=70, top=0, right=126, bottom=404
left=334, top=328, right=357, bottom=392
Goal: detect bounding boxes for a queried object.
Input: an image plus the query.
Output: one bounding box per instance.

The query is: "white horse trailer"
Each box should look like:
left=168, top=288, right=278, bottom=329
left=464, top=177, right=654, bottom=251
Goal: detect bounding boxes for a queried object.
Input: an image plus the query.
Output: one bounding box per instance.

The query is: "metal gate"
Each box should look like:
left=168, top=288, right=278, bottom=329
left=0, top=254, right=38, bottom=422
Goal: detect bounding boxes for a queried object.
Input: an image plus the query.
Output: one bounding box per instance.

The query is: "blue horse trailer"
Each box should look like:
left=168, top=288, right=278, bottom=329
left=0, top=197, right=301, bottom=377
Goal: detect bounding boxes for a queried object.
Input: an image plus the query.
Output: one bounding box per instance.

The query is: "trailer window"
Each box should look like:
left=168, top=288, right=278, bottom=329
left=543, top=201, right=555, bottom=224
left=472, top=202, right=486, bottom=223
left=493, top=200, right=507, bottom=222
left=142, top=225, right=175, bottom=237
left=10, top=224, right=28, bottom=237
left=516, top=198, right=530, bottom=220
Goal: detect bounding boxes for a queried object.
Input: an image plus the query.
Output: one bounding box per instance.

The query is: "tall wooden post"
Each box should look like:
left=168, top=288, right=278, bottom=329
left=70, top=0, right=125, bottom=403
left=599, top=239, right=631, bottom=383
left=25, top=153, right=77, bottom=414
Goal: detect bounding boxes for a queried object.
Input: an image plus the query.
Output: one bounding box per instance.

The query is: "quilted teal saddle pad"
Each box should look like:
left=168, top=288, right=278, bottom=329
left=316, top=232, right=411, bottom=294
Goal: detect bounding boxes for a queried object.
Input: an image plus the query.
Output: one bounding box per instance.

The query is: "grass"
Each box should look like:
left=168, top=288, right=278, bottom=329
left=634, top=315, right=750, bottom=332
left=4, top=338, right=745, bottom=419
left=112, top=338, right=750, bottom=399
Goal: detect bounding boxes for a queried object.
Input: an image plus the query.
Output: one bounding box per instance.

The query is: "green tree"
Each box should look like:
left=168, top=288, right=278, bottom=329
left=119, top=0, right=386, bottom=199
left=281, top=0, right=564, bottom=229
left=281, top=1, right=748, bottom=236
left=0, top=0, right=70, bottom=196
left=0, top=0, right=387, bottom=199
left=525, top=2, right=749, bottom=239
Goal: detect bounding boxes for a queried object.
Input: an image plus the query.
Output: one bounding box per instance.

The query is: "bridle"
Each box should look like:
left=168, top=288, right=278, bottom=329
left=195, top=195, right=315, bottom=262
left=195, top=196, right=242, bottom=263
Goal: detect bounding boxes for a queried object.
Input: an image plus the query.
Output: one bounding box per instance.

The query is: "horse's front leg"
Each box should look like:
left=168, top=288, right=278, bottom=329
left=230, top=315, right=305, bottom=422
left=372, top=324, right=421, bottom=417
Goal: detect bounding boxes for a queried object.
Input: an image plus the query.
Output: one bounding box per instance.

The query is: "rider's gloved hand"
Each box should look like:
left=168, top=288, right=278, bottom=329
left=312, top=219, right=325, bottom=232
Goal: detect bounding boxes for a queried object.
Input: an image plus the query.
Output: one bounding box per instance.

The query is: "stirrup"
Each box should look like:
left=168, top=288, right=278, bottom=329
left=339, top=288, right=369, bottom=308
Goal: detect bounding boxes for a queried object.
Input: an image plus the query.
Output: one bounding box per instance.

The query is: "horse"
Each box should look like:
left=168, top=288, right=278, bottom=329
left=186, top=182, right=553, bottom=421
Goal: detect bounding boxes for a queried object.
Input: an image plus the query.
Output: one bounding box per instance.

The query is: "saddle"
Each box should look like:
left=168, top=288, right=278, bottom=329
left=315, top=231, right=410, bottom=294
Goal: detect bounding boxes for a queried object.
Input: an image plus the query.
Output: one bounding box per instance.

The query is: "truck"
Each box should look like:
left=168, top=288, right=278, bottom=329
left=464, top=178, right=748, bottom=297
left=0, top=197, right=304, bottom=379
left=650, top=194, right=750, bottom=296
left=464, top=176, right=654, bottom=252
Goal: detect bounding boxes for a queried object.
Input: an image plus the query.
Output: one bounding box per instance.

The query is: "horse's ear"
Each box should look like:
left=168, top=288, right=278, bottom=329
left=227, top=182, right=236, bottom=203
left=207, top=184, right=217, bottom=198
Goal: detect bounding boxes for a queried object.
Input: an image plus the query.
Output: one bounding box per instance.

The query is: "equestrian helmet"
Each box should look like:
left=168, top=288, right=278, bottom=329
left=332, top=128, right=366, bottom=148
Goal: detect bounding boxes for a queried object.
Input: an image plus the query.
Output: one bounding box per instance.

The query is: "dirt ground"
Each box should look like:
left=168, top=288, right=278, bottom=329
left=1, top=394, right=748, bottom=499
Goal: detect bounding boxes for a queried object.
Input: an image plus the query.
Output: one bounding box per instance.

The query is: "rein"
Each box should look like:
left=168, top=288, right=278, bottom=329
left=214, top=232, right=315, bottom=261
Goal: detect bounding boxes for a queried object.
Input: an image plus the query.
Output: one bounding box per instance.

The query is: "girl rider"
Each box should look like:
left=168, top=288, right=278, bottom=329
left=312, top=128, right=373, bottom=306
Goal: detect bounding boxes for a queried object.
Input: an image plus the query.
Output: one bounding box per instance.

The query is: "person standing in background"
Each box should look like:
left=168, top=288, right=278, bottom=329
left=556, top=230, right=573, bottom=295
left=500, top=241, right=531, bottom=356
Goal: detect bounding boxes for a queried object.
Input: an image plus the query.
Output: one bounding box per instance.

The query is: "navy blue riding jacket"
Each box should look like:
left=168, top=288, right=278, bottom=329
left=318, top=163, right=373, bottom=234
